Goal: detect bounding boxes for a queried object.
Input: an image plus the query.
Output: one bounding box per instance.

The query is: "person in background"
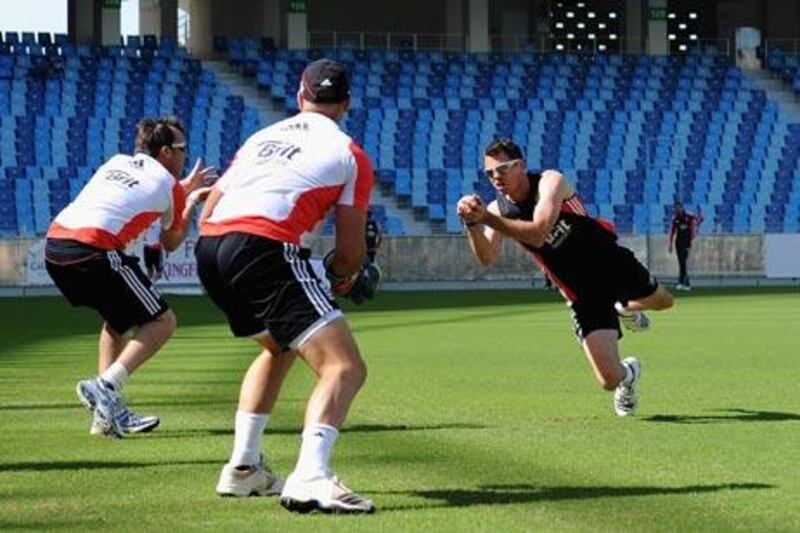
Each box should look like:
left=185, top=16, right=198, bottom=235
left=142, top=221, right=165, bottom=281
left=364, top=208, right=383, bottom=264
left=668, top=202, right=703, bottom=291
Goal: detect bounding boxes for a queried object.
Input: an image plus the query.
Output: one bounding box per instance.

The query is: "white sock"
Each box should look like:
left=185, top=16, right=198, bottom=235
left=293, top=423, right=339, bottom=479
left=100, top=362, right=129, bottom=391
left=229, top=410, right=269, bottom=467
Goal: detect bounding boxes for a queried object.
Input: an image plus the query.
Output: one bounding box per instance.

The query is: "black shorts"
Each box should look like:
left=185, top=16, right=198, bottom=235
left=569, top=245, right=658, bottom=341
left=143, top=245, right=163, bottom=274
left=45, top=239, right=169, bottom=335
left=195, top=233, right=341, bottom=350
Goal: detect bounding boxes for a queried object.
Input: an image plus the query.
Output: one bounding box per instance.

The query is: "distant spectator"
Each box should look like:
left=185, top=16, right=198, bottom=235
left=365, top=208, right=383, bottom=264
left=142, top=221, right=165, bottom=281
left=668, top=202, right=703, bottom=291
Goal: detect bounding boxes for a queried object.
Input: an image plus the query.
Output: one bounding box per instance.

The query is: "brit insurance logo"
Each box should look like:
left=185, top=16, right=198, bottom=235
left=104, top=169, right=140, bottom=189
left=255, top=140, right=302, bottom=166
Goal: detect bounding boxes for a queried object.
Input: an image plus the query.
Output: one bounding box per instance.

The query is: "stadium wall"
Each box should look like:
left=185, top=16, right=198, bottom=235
left=0, top=235, right=769, bottom=287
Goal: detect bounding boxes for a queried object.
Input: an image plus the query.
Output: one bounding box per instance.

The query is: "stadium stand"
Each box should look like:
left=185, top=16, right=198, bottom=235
left=216, top=37, right=800, bottom=236
left=0, top=32, right=262, bottom=237
left=1, top=32, right=799, bottom=238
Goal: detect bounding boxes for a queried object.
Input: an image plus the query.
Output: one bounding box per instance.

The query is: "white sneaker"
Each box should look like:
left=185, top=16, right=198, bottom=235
left=216, top=456, right=284, bottom=497
left=90, top=407, right=160, bottom=435
left=676, top=284, right=692, bottom=291
left=615, top=302, right=650, bottom=332
left=76, top=378, right=125, bottom=438
left=614, top=357, right=641, bottom=417
left=280, top=472, right=375, bottom=514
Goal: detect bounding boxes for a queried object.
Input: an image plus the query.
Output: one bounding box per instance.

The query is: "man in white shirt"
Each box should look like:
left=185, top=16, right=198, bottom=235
left=197, top=59, right=377, bottom=514
left=45, top=116, right=215, bottom=438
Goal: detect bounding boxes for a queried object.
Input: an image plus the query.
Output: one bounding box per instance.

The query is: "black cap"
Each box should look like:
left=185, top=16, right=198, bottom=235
left=300, top=58, right=350, bottom=104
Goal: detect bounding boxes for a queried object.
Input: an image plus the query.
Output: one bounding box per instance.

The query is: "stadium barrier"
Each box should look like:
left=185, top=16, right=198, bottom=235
left=0, top=234, right=779, bottom=288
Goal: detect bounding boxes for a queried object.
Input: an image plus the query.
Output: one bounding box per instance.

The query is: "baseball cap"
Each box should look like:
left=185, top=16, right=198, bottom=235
left=299, top=58, right=350, bottom=104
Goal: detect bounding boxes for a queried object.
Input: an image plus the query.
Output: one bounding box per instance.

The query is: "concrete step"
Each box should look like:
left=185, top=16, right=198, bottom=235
left=202, top=60, right=288, bottom=126
left=743, top=67, right=800, bottom=123
left=373, top=185, right=431, bottom=235
left=201, top=60, right=435, bottom=235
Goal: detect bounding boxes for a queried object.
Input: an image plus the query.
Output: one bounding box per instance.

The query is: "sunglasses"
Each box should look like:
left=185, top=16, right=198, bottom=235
left=171, top=142, right=187, bottom=152
left=483, top=159, right=520, bottom=180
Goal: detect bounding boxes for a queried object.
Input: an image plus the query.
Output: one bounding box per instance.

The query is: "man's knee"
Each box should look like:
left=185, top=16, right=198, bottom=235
left=648, top=286, right=674, bottom=310
left=656, top=290, right=674, bottom=310
left=332, top=357, right=367, bottom=389
left=153, top=309, right=177, bottom=338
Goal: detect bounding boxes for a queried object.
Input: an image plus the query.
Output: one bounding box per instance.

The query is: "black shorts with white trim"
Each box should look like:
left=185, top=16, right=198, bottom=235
left=195, top=232, right=340, bottom=350
left=568, top=244, right=658, bottom=342
left=45, top=239, right=169, bottom=335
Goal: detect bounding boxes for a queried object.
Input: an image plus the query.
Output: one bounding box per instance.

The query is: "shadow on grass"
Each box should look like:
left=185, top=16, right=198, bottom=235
left=352, top=307, right=541, bottom=334
left=0, top=519, right=92, bottom=530
left=0, top=398, right=235, bottom=411
left=378, top=482, right=773, bottom=510
left=147, top=422, right=487, bottom=440
left=643, top=409, right=800, bottom=424
left=0, top=459, right=220, bottom=473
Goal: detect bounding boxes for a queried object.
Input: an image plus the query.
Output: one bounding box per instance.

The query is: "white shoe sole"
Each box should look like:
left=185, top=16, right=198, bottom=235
left=217, top=483, right=282, bottom=498
left=280, top=496, right=375, bottom=514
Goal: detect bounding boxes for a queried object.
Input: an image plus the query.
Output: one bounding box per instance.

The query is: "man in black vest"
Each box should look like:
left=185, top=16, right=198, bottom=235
left=457, top=138, right=674, bottom=417
left=668, top=202, right=703, bottom=291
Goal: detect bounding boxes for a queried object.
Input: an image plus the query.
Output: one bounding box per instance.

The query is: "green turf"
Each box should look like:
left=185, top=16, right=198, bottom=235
left=1, top=288, right=799, bottom=531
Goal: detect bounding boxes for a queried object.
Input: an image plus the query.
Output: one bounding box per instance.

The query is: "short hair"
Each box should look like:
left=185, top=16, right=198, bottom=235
left=485, top=138, right=523, bottom=161
left=134, top=116, right=185, bottom=157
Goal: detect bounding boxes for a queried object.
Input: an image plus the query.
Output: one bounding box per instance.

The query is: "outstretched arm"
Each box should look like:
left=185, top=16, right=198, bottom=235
left=461, top=171, right=570, bottom=248
left=160, top=187, right=211, bottom=252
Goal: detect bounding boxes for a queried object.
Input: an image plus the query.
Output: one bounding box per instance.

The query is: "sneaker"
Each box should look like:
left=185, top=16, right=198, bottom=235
left=90, top=407, right=160, bottom=435
left=75, top=378, right=125, bottom=439
left=615, top=302, right=650, bottom=332
left=677, top=284, right=692, bottom=291
left=216, top=456, right=284, bottom=497
left=280, top=472, right=375, bottom=514
left=614, top=357, right=641, bottom=417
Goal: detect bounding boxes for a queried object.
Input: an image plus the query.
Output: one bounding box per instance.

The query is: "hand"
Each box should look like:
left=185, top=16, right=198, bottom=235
left=323, top=251, right=357, bottom=295
left=187, top=186, right=212, bottom=205
left=347, top=263, right=382, bottom=304
left=181, top=158, right=218, bottom=194
left=456, top=194, right=486, bottom=225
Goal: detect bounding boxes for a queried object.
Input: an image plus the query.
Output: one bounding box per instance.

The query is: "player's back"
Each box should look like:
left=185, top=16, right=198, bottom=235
left=201, top=111, right=373, bottom=247
left=49, top=153, right=177, bottom=249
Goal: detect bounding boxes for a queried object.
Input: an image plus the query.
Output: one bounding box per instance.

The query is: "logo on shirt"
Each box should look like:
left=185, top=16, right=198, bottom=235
left=279, top=121, right=309, bottom=132
left=255, top=140, right=302, bottom=165
left=545, top=219, right=573, bottom=248
left=104, top=169, right=140, bottom=189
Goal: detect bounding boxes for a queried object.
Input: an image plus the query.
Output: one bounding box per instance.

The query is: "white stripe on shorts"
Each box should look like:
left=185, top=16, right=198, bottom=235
left=107, top=251, right=160, bottom=315
left=282, top=244, right=333, bottom=316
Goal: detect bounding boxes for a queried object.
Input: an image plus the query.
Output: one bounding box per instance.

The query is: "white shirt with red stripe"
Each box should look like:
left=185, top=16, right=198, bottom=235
left=48, top=153, right=185, bottom=250
left=200, top=111, right=374, bottom=247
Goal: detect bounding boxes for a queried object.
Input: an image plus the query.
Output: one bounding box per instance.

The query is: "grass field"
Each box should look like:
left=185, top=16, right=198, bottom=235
left=1, top=287, right=799, bottom=531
